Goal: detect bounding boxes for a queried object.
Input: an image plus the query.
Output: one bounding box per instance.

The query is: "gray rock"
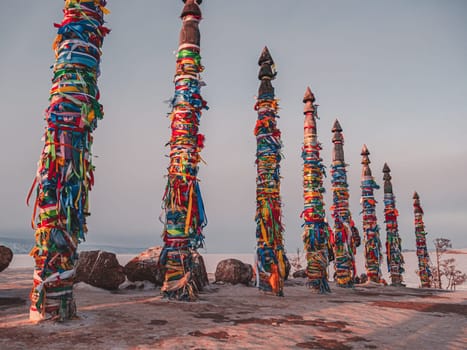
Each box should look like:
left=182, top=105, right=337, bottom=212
left=75, top=250, right=125, bottom=290
left=123, top=246, right=166, bottom=286
left=292, top=269, right=307, bottom=278
left=215, top=259, right=253, bottom=285
left=191, top=251, right=209, bottom=290
left=123, top=247, right=209, bottom=291
left=0, top=245, right=13, bottom=272
left=285, top=257, right=291, bottom=280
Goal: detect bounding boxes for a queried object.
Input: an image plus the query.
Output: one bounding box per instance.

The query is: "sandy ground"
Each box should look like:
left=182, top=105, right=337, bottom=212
left=1, top=268, right=466, bottom=350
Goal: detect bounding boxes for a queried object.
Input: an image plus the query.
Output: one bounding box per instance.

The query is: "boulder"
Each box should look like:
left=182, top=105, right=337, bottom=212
left=215, top=258, right=253, bottom=285
left=284, top=257, right=291, bottom=280
left=358, top=273, right=368, bottom=284
left=124, top=247, right=209, bottom=290
left=123, top=246, right=166, bottom=286
left=75, top=250, right=125, bottom=290
left=0, top=245, right=13, bottom=272
left=191, top=251, right=209, bottom=290
left=292, top=269, right=307, bottom=278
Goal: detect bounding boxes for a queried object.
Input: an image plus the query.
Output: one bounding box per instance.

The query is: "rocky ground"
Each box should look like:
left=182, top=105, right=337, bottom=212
left=1, top=268, right=466, bottom=349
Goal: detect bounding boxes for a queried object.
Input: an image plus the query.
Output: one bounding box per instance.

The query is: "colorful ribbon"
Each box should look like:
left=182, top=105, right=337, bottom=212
left=382, top=163, right=405, bottom=286
left=301, top=87, right=331, bottom=293
left=413, top=192, right=432, bottom=288
left=360, top=145, right=383, bottom=283
left=160, top=0, right=208, bottom=301
left=330, top=120, right=359, bottom=287
left=28, top=0, right=109, bottom=321
left=254, top=47, right=287, bottom=296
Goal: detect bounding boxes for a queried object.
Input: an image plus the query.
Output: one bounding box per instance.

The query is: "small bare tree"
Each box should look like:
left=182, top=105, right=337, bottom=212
left=451, top=271, right=467, bottom=291
left=440, top=258, right=467, bottom=291
left=432, top=238, right=466, bottom=291
left=431, top=268, right=440, bottom=289
left=433, top=238, right=452, bottom=289
left=289, top=248, right=303, bottom=273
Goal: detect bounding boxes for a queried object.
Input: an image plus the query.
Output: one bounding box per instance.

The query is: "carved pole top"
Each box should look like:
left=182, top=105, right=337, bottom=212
left=361, top=144, right=370, bottom=164
left=331, top=119, right=344, bottom=162
left=361, top=144, right=372, bottom=177
left=383, top=162, right=393, bottom=194
left=257, top=47, right=276, bottom=99
left=361, top=144, right=369, bottom=157
left=181, top=0, right=202, bottom=18
left=413, top=191, right=424, bottom=215
left=382, top=162, right=390, bottom=174
left=303, top=86, right=315, bottom=114
left=258, top=46, right=274, bottom=66
left=303, top=86, right=315, bottom=103
left=332, top=119, right=342, bottom=133
left=332, top=119, right=343, bottom=144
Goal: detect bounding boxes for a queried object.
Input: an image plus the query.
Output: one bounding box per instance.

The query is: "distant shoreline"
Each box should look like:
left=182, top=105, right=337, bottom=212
left=2, top=236, right=466, bottom=255
left=5, top=249, right=467, bottom=291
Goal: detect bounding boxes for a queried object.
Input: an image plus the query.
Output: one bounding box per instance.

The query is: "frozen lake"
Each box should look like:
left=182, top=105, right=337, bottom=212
left=8, top=249, right=467, bottom=290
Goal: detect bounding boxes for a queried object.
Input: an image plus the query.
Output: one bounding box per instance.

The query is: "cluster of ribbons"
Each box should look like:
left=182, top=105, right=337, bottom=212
left=383, top=165, right=405, bottom=286
left=254, top=47, right=287, bottom=296
left=254, top=98, right=287, bottom=296
left=383, top=193, right=405, bottom=285
left=330, top=123, right=357, bottom=287
left=28, top=0, right=109, bottom=321
left=160, top=3, right=208, bottom=300
left=301, top=93, right=331, bottom=293
left=360, top=147, right=383, bottom=283
left=413, top=192, right=432, bottom=288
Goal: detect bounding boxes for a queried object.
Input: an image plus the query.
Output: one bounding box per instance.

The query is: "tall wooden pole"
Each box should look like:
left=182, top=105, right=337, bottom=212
left=29, top=0, right=110, bottom=321
left=382, top=163, right=405, bottom=286
left=330, top=119, right=359, bottom=287
left=160, top=0, right=208, bottom=300
left=254, top=47, right=287, bottom=296
left=360, top=145, right=382, bottom=283
left=301, top=87, right=331, bottom=293
left=413, top=192, right=432, bottom=288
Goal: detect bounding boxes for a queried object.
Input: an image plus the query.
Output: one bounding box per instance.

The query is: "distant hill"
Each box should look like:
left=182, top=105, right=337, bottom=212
left=0, top=236, right=145, bottom=255
left=0, top=236, right=34, bottom=254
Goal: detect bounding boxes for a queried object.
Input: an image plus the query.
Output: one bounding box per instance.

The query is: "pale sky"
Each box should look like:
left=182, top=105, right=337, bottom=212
left=1, top=0, right=466, bottom=253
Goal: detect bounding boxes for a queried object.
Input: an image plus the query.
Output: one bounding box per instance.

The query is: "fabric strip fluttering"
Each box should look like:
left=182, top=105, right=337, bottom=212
left=330, top=119, right=360, bottom=287
left=360, top=145, right=383, bottom=283
left=254, top=47, right=287, bottom=296
left=382, top=163, right=405, bottom=286
left=301, top=87, right=332, bottom=294
left=160, top=0, right=208, bottom=301
left=413, top=192, right=432, bottom=288
left=28, top=0, right=110, bottom=321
